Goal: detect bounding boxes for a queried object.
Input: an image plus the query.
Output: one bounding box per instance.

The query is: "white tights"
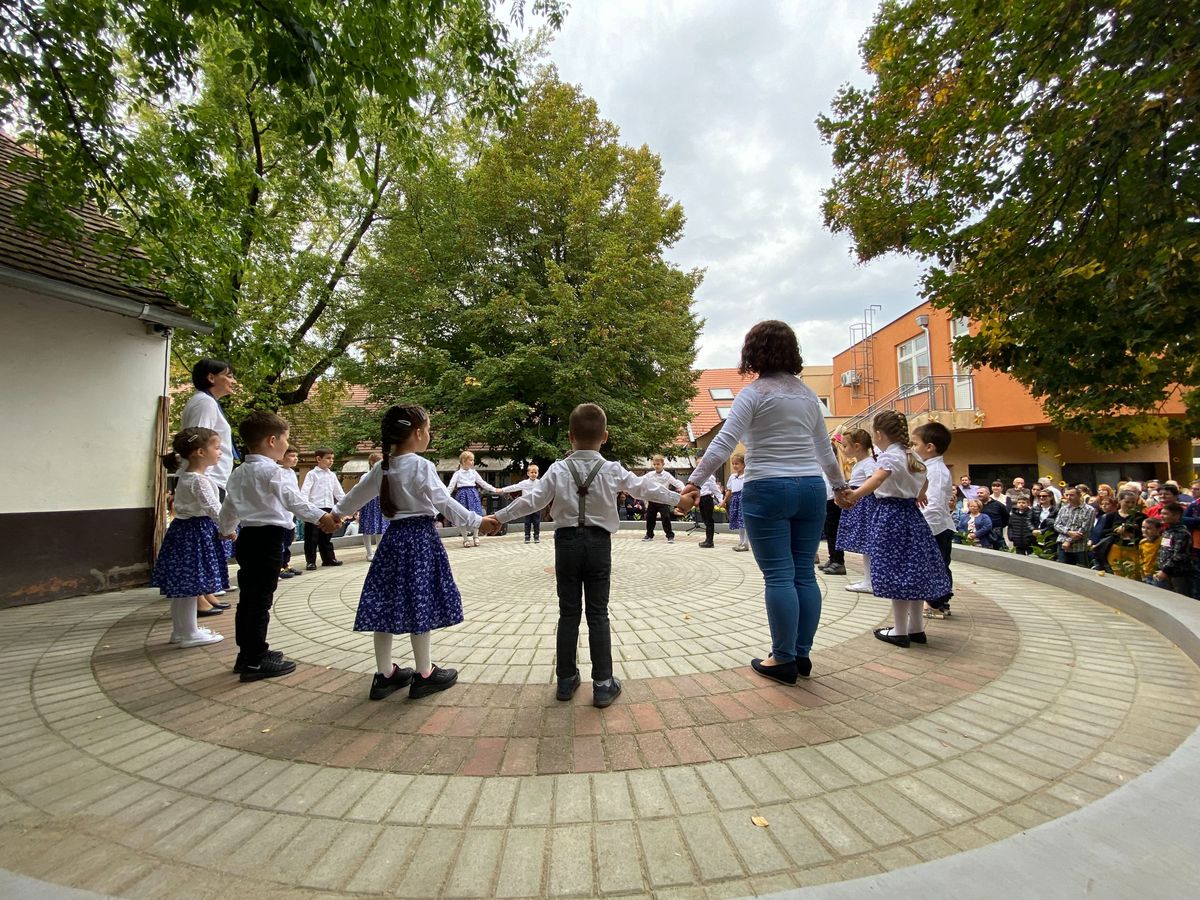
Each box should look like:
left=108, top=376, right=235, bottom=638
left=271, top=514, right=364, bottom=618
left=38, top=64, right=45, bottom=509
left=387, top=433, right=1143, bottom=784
left=374, top=631, right=433, bottom=677
left=889, top=600, right=925, bottom=635
left=361, top=532, right=379, bottom=560
left=738, top=527, right=747, bottom=545
left=169, top=596, right=203, bottom=641
left=861, top=553, right=873, bottom=588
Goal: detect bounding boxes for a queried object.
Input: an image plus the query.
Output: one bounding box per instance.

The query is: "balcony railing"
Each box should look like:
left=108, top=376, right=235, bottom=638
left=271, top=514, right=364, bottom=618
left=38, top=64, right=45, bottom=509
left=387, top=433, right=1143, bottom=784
left=835, top=375, right=974, bottom=436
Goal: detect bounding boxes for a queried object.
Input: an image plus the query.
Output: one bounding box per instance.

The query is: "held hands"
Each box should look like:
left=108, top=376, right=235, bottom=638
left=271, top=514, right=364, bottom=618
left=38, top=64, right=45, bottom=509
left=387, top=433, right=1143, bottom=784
left=675, top=493, right=696, bottom=515
left=478, top=515, right=502, bottom=536
left=317, top=512, right=341, bottom=534
left=834, top=487, right=857, bottom=509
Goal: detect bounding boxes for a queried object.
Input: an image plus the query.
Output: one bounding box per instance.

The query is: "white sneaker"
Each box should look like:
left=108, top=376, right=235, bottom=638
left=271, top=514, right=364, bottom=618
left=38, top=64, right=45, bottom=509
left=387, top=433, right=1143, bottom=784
left=180, top=631, right=224, bottom=648
left=473, top=537, right=480, bottom=547
left=845, top=581, right=875, bottom=593
left=462, top=539, right=472, bottom=548
left=732, top=544, right=750, bottom=552
left=214, top=590, right=227, bottom=596
left=169, top=626, right=216, bottom=645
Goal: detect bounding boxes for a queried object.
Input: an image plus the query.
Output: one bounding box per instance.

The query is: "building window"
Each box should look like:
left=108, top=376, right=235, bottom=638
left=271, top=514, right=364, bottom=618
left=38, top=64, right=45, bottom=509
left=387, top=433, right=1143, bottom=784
left=817, top=396, right=831, bottom=415
left=709, top=388, right=734, bottom=400
left=897, top=333, right=930, bottom=396
left=716, top=406, right=733, bottom=420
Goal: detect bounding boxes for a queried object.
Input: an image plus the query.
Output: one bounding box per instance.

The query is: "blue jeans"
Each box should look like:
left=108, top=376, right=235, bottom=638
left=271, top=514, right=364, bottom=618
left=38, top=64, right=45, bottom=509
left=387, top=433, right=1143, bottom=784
left=742, top=476, right=827, bottom=663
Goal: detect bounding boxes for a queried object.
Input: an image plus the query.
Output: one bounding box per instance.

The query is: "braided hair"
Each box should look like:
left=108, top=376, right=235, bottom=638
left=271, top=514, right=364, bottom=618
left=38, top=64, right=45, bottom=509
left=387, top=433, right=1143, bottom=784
left=161, top=427, right=219, bottom=473
left=873, top=410, right=926, bottom=474
left=844, top=428, right=876, bottom=461
left=378, top=404, right=429, bottom=518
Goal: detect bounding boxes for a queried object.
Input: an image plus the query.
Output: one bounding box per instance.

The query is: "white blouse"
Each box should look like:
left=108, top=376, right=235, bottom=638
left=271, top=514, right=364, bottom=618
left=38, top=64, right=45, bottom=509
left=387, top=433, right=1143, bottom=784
left=726, top=473, right=745, bottom=494
left=180, top=391, right=234, bottom=487
left=848, top=457, right=878, bottom=488
left=335, top=455, right=482, bottom=528
left=447, top=468, right=497, bottom=494
left=173, top=471, right=220, bottom=521
left=874, top=443, right=928, bottom=500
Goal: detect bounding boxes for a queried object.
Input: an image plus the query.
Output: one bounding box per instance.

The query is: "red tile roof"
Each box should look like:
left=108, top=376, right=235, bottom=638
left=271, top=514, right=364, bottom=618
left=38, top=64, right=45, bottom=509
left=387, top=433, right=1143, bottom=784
left=687, top=368, right=757, bottom=441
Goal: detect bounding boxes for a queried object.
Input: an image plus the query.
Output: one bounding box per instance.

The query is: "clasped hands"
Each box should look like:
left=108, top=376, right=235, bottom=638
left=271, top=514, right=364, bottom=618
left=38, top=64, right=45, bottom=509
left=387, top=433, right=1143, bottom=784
left=675, top=485, right=698, bottom=515
left=833, top=487, right=858, bottom=509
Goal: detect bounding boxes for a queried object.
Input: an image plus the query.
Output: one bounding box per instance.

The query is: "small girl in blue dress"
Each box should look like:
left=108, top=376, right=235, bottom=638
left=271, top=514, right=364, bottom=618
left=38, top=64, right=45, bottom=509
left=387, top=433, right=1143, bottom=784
left=152, top=427, right=227, bottom=648
left=835, top=428, right=878, bottom=593
left=723, top=454, right=747, bottom=551
left=333, top=406, right=488, bottom=701
left=446, top=450, right=497, bottom=547
left=357, top=451, right=385, bottom=560
left=836, top=411, right=951, bottom=648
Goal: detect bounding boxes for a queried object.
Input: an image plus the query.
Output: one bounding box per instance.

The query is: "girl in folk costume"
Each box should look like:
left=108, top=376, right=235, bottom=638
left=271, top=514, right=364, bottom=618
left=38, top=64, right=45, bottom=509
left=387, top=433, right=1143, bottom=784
left=332, top=406, right=487, bottom=701
left=447, top=450, right=497, bottom=547
left=835, top=428, right=879, bottom=593
left=357, top=451, right=386, bottom=560
left=836, top=411, right=951, bottom=648
left=151, top=427, right=227, bottom=648
left=723, top=454, right=748, bottom=551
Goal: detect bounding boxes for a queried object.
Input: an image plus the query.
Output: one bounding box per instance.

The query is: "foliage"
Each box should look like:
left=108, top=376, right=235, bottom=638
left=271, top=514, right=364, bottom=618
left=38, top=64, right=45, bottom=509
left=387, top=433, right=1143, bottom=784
left=0, top=0, right=564, bottom=407
left=340, top=70, right=703, bottom=469
left=819, top=0, right=1200, bottom=448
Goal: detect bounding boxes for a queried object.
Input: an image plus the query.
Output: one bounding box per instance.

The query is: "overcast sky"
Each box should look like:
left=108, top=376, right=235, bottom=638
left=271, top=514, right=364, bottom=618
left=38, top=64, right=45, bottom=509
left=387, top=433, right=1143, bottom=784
left=540, top=0, right=928, bottom=367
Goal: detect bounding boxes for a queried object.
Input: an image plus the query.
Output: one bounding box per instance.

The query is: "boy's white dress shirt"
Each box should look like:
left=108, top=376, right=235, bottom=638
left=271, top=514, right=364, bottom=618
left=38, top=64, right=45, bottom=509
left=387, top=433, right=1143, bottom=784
left=920, top=455, right=956, bottom=534
left=698, top=475, right=722, bottom=499
left=301, top=466, right=345, bottom=508
left=643, top=468, right=686, bottom=496
left=219, top=455, right=328, bottom=533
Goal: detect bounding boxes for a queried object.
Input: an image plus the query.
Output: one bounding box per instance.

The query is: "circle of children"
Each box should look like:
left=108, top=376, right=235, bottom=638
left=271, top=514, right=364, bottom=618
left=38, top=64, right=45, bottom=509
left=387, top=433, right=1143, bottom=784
left=149, top=358, right=1198, bottom=711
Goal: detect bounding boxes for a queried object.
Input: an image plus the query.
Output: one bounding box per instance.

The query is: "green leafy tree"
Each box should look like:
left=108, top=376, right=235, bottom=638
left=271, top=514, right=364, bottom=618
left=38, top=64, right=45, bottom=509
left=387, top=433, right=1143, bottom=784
left=0, top=0, right=564, bottom=407
left=343, top=70, right=702, bottom=469
left=819, top=1, right=1200, bottom=448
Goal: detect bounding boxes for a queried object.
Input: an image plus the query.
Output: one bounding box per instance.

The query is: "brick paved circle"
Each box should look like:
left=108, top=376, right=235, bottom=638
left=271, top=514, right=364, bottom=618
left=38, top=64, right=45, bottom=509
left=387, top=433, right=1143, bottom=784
left=1, top=533, right=1198, bottom=898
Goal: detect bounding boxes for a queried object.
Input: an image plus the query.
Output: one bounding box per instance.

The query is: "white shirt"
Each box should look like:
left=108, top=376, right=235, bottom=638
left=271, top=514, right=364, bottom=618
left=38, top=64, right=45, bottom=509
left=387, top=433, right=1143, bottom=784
left=690, top=373, right=845, bottom=487
left=301, top=466, right=345, bottom=508
left=496, top=450, right=682, bottom=533
left=848, top=457, right=878, bottom=487
left=726, top=473, right=745, bottom=494
left=334, top=455, right=483, bottom=528
left=219, top=455, right=328, bottom=532
left=920, top=455, right=956, bottom=534
left=447, top=468, right=497, bottom=494
left=699, top=474, right=722, bottom=499
left=173, top=471, right=220, bottom=521
left=873, top=443, right=928, bottom=500
left=643, top=469, right=686, bottom=494
left=180, top=391, right=235, bottom=487
left=499, top=477, right=538, bottom=494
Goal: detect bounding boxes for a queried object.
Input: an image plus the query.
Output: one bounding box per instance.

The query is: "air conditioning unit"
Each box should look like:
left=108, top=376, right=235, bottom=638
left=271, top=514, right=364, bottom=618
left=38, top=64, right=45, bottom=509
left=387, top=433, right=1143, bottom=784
left=840, top=370, right=861, bottom=387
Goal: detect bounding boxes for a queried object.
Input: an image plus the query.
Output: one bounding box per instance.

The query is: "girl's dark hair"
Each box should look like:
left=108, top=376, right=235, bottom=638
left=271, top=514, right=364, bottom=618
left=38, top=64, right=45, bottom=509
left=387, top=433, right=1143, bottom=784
left=191, top=358, right=233, bottom=392
left=738, top=320, right=803, bottom=376
left=845, top=427, right=876, bottom=460
left=161, top=426, right=218, bottom=473
left=379, top=404, right=429, bottom=518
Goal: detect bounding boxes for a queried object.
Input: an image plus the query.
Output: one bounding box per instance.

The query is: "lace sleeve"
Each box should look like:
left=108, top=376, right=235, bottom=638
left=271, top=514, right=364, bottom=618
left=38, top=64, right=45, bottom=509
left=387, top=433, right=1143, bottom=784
left=195, top=475, right=221, bottom=520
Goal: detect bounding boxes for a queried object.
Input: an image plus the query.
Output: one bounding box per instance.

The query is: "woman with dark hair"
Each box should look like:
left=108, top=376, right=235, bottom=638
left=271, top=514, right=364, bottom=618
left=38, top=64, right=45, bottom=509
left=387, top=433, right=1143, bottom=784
left=181, top=358, right=238, bottom=489
left=683, top=321, right=848, bottom=684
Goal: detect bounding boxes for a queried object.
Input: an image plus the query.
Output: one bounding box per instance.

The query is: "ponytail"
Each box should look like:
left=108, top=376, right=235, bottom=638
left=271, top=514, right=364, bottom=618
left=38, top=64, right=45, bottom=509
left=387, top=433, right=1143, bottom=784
left=378, top=404, right=428, bottom=518
left=161, top=426, right=219, bottom=473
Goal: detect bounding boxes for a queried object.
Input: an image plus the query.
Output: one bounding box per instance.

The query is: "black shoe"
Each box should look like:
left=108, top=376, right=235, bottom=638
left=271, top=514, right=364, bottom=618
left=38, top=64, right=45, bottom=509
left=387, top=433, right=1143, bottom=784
left=797, top=657, right=813, bottom=678
left=698, top=541, right=714, bottom=548
left=909, top=631, right=928, bottom=644
left=324, top=560, right=343, bottom=567
left=279, top=569, right=296, bottom=579
left=369, top=664, right=415, bottom=700
left=305, top=563, right=317, bottom=571
left=642, top=535, right=654, bottom=541
left=593, top=677, right=622, bottom=708
left=824, top=563, right=847, bottom=575
left=238, top=655, right=297, bottom=682
left=409, top=665, right=458, bottom=699
left=197, top=607, right=224, bottom=617
left=287, top=567, right=303, bottom=576
left=751, top=657, right=798, bottom=685
left=873, top=627, right=911, bottom=648
left=556, top=670, right=582, bottom=701
left=233, top=649, right=284, bottom=673
left=208, top=599, right=231, bottom=609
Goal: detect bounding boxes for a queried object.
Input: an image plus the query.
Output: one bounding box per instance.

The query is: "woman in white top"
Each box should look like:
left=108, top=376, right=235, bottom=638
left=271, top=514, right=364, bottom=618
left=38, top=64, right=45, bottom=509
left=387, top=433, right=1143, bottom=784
left=685, top=321, right=847, bottom=685
left=180, top=359, right=238, bottom=489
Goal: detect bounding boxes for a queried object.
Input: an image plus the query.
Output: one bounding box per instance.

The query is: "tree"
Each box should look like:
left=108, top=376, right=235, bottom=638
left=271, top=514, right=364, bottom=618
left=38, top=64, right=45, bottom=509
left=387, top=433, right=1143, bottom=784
left=819, top=0, right=1200, bottom=448
left=0, top=0, right=564, bottom=408
left=342, top=70, right=703, bottom=469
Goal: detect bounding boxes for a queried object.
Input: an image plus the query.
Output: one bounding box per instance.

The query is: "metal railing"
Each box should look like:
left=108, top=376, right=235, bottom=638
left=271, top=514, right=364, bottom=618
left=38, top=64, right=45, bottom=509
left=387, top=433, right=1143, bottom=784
left=834, top=375, right=973, bottom=436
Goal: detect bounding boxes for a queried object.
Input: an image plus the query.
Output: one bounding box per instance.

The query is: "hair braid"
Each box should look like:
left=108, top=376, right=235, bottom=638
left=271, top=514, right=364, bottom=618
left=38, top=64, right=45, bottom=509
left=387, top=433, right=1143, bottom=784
left=873, top=410, right=925, bottom=474
left=378, top=404, right=428, bottom=518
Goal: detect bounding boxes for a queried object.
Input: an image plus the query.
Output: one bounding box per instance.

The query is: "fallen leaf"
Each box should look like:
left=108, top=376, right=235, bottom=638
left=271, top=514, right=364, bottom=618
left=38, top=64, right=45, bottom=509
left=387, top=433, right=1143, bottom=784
left=751, top=815, right=769, bottom=828
left=682, top=614, right=691, bottom=621
left=261, top=728, right=271, bottom=734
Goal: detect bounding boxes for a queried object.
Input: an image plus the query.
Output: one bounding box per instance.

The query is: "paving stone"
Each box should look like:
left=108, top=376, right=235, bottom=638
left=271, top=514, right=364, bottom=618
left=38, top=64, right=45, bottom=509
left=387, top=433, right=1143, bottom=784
left=494, top=828, right=547, bottom=898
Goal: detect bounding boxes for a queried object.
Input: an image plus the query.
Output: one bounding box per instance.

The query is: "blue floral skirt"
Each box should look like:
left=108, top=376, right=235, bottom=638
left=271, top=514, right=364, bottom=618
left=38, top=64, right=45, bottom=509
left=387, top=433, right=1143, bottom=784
left=359, top=497, right=385, bottom=535
left=151, top=517, right=228, bottom=598
left=836, top=494, right=878, bottom=554
left=727, top=492, right=744, bottom=529
left=354, top=516, right=464, bottom=634
left=453, top=486, right=483, bottom=515
left=865, top=498, right=953, bottom=600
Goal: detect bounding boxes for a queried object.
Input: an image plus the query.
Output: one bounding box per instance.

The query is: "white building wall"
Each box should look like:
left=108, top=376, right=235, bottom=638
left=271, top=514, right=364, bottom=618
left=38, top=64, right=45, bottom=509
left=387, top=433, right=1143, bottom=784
left=0, top=287, right=167, bottom=513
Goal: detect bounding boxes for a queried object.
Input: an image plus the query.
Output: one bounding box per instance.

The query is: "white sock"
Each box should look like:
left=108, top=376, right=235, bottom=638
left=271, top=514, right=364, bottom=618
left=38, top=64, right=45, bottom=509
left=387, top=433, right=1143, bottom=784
left=373, top=632, right=393, bottom=675
left=411, top=632, right=432, bottom=676
left=169, top=596, right=193, bottom=641
left=738, top=527, right=747, bottom=545
left=362, top=533, right=372, bottom=557
left=906, top=602, right=925, bottom=634
left=889, top=599, right=909, bottom=635
left=862, top=554, right=873, bottom=588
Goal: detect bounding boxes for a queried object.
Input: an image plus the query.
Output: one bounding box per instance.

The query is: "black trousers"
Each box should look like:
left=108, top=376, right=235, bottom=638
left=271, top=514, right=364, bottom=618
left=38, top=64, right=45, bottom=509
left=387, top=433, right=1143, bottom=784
left=304, top=507, right=336, bottom=564
left=524, top=511, right=541, bottom=540
left=930, top=528, right=955, bottom=608
left=824, top=499, right=844, bottom=564
left=645, top=502, right=674, bottom=538
left=235, top=524, right=288, bottom=663
left=554, top=526, right=613, bottom=681
left=699, top=495, right=715, bottom=542
left=281, top=526, right=295, bottom=569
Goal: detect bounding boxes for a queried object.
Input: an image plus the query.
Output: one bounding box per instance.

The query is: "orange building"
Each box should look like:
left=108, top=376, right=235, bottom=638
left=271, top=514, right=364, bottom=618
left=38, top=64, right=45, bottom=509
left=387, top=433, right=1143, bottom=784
left=830, top=302, right=1194, bottom=488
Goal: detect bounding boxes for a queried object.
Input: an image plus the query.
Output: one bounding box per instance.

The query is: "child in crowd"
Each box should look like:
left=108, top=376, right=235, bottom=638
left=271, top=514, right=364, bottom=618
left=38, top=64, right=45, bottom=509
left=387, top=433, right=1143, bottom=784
left=220, top=413, right=338, bottom=681
left=820, top=439, right=848, bottom=574
left=1153, top=502, right=1194, bottom=595
left=836, top=411, right=951, bottom=648
left=1139, top=517, right=1163, bottom=583
left=642, top=454, right=686, bottom=543
left=835, top=429, right=878, bottom=591
left=486, top=404, right=694, bottom=707
left=912, top=422, right=955, bottom=617
left=447, top=450, right=497, bottom=548
left=500, top=464, right=543, bottom=543
left=278, top=448, right=304, bottom=579
left=696, top=471, right=722, bottom=548
left=152, top=427, right=227, bottom=647
left=723, top=454, right=747, bottom=551
left=301, top=448, right=345, bottom=569
left=357, top=451, right=386, bottom=560
left=1008, top=495, right=1036, bottom=556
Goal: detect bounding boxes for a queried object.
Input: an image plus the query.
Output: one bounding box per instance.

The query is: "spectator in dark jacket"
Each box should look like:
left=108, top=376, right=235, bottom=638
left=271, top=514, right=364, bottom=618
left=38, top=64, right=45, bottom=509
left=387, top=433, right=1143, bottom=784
left=1087, top=496, right=1120, bottom=570
left=957, top=500, right=997, bottom=549
left=1154, top=502, right=1194, bottom=595
left=1008, top=496, right=1036, bottom=555
left=979, top=486, right=1010, bottom=548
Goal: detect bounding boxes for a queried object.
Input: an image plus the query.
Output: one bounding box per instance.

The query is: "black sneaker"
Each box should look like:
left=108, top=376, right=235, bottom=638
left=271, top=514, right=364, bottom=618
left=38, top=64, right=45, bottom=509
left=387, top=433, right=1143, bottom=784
left=698, top=541, right=714, bottom=548
left=592, top=677, right=622, bottom=708
left=238, top=655, right=297, bottom=682
left=233, top=649, right=284, bottom=674
left=409, top=665, right=458, bottom=699
left=279, top=569, right=296, bottom=579
left=305, top=563, right=317, bottom=571
left=369, top=664, right=415, bottom=700
left=824, top=563, right=847, bottom=575
left=556, top=670, right=581, bottom=701
left=641, top=535, right=654, bottom=541
left=324, top=560, right=343, bottom=567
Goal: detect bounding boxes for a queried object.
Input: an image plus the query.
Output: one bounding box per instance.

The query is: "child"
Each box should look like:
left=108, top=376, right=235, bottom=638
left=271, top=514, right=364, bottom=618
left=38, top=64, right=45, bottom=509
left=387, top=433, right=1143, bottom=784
left=642, top=454, right=686, bottom=543
left=1139, top=517, right=1163, bottom=583
left=837, top=410, right=951, bottom=648
left=485, top=403, right=695, bottom=707
left=500, top=464, right=543, bottom=543
left=332, top=406, right=489, bottom=700
left=219, top=413, right=338, bottom=681
left=358, top=451, right=386, bottom=560
left=447, top=450, right=497, bottom=548
left=723, top=454, right=747, bottom=551
left=152, top=427, right=226, bottom=647
left=278, top=448, right=304, bottom=579
left=912, top=422, right=955, bottom=616
left=301, top=448, right=345, bottom=569
left=835, top=429, right=878, bottom=591
left=1008, top=495, right=1036, bottom=556
left=819, top=440, right=848, bottom=574
left=696, top=471, right=722, bottom=548
left=1153, top=502, right=1194, bottom=594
